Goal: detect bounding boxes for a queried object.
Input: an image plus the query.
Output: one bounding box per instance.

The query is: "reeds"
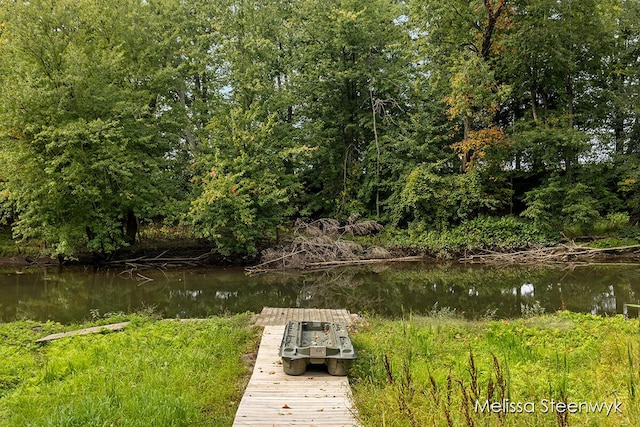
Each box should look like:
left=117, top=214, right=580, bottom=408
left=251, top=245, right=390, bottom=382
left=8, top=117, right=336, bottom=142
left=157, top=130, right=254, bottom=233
left=379, top=342, right=513, bottom=426
left=351, top=313, right=639, bottom=427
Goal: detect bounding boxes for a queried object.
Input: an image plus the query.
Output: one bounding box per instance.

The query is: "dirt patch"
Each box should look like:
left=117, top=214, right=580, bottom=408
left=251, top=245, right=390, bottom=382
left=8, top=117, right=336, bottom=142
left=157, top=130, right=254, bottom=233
left=0, top=257, right=28, bottom=266
left=0, top=256, right=60, bottom=267
left=241, top=352, right=258, bottom=372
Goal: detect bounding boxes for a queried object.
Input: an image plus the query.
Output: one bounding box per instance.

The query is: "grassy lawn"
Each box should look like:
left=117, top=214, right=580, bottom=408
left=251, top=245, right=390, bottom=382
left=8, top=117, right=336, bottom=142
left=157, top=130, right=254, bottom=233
left=0, top=314, right=259, bottom=427
left=3, top=311, right=640, bottom=426
left=349, top=312, right=640, bottom=427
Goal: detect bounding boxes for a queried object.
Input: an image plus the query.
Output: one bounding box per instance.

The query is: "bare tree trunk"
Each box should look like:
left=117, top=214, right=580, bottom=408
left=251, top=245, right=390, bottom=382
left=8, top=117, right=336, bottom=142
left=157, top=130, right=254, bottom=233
left=542, top=92, right=549, bottom=122
left=480, top=0, right=507, bottom=60
left=612, top=70, right=625, bottom=154
left=629, top=117, right=640, bottom=154
left=565, top=74, right=574, bottom=129
left=125, top=210, right=138, bottom=246
left=531, top=86, right=539, bottom=123
left=461, top=116, right=473, bottom=173
left=342, top=142, right=352, bottom=197
left=564, top=74, right=577, bottom=179
left=370, top=88, right=381, bottom=218
left=177, top=86, right=198, bottom=153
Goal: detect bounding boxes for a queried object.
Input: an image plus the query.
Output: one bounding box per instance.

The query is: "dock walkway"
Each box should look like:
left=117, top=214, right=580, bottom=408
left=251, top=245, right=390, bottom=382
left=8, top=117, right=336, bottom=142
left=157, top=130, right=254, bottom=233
left=233, top=307, right=360, bottom=427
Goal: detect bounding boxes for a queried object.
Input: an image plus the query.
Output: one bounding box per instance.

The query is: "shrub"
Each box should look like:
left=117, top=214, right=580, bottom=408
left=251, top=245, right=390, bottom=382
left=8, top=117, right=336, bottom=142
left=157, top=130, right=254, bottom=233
left=387, top=215, right=557, bottom=257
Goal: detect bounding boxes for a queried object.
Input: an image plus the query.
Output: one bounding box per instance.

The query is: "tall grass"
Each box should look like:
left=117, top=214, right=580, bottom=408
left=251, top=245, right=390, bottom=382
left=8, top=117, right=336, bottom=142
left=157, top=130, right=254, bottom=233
left=350, top=312, right=640, bottom=426
left=0, top=314, right=259, bottom=426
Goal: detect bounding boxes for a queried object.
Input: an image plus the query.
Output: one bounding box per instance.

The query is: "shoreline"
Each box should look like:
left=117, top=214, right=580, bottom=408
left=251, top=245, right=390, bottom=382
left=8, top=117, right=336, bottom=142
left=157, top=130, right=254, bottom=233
left=2, top=241, right=640, bottom=269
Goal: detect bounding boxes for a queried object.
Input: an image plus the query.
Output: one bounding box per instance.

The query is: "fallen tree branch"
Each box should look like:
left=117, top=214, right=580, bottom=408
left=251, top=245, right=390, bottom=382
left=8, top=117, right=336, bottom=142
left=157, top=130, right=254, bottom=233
left=305, top=256, right=425, bottom=269
left=106, top=253, right=211, bottom=267
left=459, top=244, right=640, bottom=264
left=106, top=252, right=211, bottom=278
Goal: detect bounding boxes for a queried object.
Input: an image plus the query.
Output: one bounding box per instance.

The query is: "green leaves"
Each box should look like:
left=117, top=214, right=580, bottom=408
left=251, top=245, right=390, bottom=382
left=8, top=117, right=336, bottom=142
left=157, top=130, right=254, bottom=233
left=291, top=0, right=409, bottom=216
left=397, top=163, right=501, bottom=228
left=187, top=0, right=302, bottom=256
left=521, top=174, right=601, bottom=230
left=0, top=0, right=639, bottom=258
left=0, top=0, right=177, bottom=257
left=5, top=118, right=164, bottom=255
left=190, top=168, right=293, bottom=256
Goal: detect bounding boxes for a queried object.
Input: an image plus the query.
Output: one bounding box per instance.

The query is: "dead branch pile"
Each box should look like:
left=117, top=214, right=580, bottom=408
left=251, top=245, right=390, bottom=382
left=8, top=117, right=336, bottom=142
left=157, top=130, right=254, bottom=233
left=257, top=235, right=369, bottom=269
left=247, top=235, right=401, bottom=274
left=246, top=217, right=415, bottom=274
left=294, top=217, right=384, bottom=237
left=460, top=243, right=640, bottom=264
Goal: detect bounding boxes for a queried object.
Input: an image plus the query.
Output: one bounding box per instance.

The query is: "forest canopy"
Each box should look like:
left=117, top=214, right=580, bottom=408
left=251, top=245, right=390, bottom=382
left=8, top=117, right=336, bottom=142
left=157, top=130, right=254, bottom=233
left=0, top=0, right=639, bottom=257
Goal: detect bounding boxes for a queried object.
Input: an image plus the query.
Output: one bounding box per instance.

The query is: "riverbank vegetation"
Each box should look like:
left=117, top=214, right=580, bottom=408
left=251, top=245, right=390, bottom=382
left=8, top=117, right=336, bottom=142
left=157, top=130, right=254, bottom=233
left=1, top=312, right=638, bottom=426
left=350, top=312, right=640, bottom=427
left=381, top=214, right=640, bottom=260
left=1, top=0, right=640, bottom=261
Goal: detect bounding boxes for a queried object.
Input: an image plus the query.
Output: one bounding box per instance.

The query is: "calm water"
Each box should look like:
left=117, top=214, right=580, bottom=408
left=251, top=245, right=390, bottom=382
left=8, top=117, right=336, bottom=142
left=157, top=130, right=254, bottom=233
left=1, top=262, right=639, bottom=323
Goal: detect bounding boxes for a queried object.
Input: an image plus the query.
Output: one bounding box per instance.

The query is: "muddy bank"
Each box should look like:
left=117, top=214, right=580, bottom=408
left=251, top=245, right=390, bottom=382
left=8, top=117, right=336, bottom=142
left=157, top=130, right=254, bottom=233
left=0, top=244, right=256, bottom=268
left=2, top=234, right=639, bottom=270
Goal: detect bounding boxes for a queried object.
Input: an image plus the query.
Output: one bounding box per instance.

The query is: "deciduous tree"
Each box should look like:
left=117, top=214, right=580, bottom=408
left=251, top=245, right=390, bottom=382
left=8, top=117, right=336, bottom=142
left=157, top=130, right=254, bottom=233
left=0, top=0, right=182, bottom=256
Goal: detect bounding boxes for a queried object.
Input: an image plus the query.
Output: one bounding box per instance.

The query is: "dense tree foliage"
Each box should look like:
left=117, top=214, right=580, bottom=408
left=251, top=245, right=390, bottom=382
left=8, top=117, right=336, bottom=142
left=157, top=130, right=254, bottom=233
left=0, top=0, right=639, bottom=257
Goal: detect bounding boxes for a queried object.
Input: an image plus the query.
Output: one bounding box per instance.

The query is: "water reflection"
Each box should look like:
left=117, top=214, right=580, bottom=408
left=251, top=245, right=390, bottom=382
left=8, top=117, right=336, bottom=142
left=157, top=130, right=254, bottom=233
left=1, top=262, right=639, bottom=322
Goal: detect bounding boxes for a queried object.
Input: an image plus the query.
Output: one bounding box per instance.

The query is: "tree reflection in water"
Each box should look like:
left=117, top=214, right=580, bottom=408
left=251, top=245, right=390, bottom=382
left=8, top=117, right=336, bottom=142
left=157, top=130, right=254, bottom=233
left=1, top=263, right=640, bottom=322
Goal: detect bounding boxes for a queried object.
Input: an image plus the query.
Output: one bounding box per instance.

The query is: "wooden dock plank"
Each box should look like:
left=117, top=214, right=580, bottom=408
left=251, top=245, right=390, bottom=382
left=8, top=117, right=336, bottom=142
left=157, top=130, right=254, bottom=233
left=259, top=307, right=270, bottom=325
left=255, top=307, right=355, bottom=326
left=233, top=322, right=360, bottom=427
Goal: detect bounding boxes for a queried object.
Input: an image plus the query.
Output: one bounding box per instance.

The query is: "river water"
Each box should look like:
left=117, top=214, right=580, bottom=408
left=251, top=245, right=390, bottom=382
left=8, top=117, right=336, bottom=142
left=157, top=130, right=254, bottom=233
left=1, top=262, right=639, bottom=323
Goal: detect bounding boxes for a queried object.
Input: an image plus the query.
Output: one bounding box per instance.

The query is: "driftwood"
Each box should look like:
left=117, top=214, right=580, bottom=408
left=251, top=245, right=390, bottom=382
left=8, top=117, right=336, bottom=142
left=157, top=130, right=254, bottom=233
left=108, top=251, right=211, bottom=267
left=304, top=256, right=425, bottom=270
left=36, top=322, right=130, bottom=344
left=459, top=243, right=640, bottom=264
left=102, top=251, right=211, bottom=281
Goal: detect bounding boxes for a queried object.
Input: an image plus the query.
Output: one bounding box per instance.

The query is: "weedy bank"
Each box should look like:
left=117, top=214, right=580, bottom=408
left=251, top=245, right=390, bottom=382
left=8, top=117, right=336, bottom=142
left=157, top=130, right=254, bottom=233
left=0, top=313, right=259, bottom=426
left=349, top=312, right=640, bottom=427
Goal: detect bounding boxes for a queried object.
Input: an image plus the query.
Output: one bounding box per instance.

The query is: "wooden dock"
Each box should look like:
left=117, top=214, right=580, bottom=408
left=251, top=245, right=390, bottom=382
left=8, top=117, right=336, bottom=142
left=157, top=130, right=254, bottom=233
left=233, top=308, right=360, bottom=427
left=254, top=307, right=358, bottom=327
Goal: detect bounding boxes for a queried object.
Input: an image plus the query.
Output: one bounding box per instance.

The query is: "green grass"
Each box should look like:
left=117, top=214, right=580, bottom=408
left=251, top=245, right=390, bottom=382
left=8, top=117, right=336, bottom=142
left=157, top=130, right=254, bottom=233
left=0, top=314, right=259, bottom=427
left=4, top=310, right=640, bottom=426
left=350, top=312, right=640, bottom=427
